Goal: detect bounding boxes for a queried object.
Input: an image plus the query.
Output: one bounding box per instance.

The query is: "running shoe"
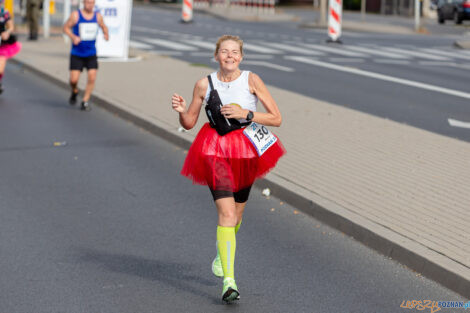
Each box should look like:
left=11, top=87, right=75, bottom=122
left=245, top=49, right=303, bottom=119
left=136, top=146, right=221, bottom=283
left=222, top=277, right=240, bottom=303
left=212, top=254, right=224, bottom=277
left=80, top=101, right=91, bottom=111
left=69, top=90, right=78, bottom=105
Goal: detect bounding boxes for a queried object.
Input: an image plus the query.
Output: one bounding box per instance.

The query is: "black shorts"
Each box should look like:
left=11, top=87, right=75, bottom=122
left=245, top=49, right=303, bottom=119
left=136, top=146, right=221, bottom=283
left=70, top=54, right=98, bottom=71
left=210, top=186, right=252, bottom=203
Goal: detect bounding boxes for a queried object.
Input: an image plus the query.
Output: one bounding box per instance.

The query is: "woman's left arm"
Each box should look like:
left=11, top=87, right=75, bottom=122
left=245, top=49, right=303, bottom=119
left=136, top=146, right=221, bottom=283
left=248, top=72, right=282, bottom=127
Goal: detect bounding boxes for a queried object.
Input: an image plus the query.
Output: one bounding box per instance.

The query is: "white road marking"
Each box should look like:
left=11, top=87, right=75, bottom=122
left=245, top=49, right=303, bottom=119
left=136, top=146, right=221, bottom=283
left=285, top=56, right=470, bottom=100
left=244, top=54, right=274, bottom=59
left=418, top=61, right=457, bottom=66
left=98, top=56, right=142, bottom=62
left=180, top=39, right=214, bottom=50
left=329, top=58, right=364, bottom=63
left=141, top=38, right=198, bottom=51
left=178, top=34, right=193, bottom=39
left=344, top=46, right=410, bottom=59
left=242, top=61, right=295, bottom=72
left=261, top=42, right=324, bottom=55
left=132, top=26, right=183, bottom=37
left=448, top=118, right=470, bottom=129
left=151, top=51, right=184, bottom=56
left=243, top=43, right=283, bottom=54
left=373, top=59, right=410, bottom=65
left=395, top=44, right=416, bottom=49
left=381, top=47, right=451, bottom=60
left=129, top=40, right=153, bottom=50
left=301, top=43, right=367, bottom=57
left=420, top=48, right=470, bottom=61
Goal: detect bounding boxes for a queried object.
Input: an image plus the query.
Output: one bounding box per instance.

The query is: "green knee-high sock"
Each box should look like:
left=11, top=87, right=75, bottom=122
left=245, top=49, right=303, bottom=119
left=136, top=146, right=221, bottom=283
left=235, top=220, right=242, bottom=234
left=217, top=226, right=236, bottom=279
left=216, top=220, right=242, bottom=259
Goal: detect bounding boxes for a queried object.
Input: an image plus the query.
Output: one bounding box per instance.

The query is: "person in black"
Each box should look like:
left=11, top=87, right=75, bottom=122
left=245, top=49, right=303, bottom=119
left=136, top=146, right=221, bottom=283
left=26, top=0, right=40, bottom=40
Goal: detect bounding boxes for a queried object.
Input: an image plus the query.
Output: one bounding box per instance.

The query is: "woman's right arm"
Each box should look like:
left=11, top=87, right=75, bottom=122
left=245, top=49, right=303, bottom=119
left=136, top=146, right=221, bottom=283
left=172, top=77, right=208, bottom=130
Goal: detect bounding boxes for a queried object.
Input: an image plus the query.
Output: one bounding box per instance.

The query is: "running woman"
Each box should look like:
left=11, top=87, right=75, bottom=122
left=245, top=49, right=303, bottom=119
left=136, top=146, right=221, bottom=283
left=0, top=4, right=21, bottom=94
left=171, top=35, right=285, bottom=303
left=63, top=0, right=108, bottom=111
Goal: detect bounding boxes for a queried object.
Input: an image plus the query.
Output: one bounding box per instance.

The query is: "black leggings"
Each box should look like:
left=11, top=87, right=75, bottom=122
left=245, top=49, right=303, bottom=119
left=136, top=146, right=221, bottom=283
left=210, top=186, right=252, bottom=203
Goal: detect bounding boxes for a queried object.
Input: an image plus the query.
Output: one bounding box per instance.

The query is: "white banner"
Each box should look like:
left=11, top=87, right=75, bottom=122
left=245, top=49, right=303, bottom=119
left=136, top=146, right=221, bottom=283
left=94, top=0, right=132, bottom=59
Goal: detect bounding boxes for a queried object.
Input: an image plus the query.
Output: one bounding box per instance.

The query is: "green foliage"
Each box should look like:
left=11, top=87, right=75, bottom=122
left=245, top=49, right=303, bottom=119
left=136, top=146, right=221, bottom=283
left=343, top=0, right=361, bottom=10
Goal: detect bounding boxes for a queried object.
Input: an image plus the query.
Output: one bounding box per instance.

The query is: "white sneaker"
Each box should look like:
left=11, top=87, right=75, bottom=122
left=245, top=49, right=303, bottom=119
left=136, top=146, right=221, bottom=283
left=212, top=254, right=224, bottom=277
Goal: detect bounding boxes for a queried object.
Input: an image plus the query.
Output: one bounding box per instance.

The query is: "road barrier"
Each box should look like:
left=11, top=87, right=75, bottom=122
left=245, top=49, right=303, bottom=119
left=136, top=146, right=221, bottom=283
left=182, top=0, right=194, bottom=22
left=328, top=0, right=342, bottom=42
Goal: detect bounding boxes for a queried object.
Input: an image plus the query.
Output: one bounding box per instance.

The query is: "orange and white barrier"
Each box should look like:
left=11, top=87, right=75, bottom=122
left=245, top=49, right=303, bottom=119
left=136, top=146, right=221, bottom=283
left=182, top=0, right=194, bottom=22
left=328, top=0, right=342, bottom=42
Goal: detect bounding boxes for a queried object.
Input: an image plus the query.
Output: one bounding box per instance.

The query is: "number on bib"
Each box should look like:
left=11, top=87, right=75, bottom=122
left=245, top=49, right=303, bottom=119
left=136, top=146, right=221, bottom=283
left=243, top=122, right=277, bottom=156
left=79, top=23, right=98, bottom=41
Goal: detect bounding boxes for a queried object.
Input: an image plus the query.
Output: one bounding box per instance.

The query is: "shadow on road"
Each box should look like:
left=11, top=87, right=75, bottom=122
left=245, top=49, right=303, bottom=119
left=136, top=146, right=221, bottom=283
left=77, top=248, right=222, bottom=303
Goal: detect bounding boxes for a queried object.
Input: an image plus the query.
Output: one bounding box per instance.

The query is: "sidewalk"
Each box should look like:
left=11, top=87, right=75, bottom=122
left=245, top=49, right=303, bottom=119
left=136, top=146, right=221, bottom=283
left=12, top=36, right=470, bottom=299
left=154, top=2, right=432, bottom=34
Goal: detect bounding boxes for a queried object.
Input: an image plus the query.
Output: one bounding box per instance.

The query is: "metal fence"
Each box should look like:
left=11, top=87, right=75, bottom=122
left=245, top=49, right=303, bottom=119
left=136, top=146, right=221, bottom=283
left=194, top=0, right=276, bottom=14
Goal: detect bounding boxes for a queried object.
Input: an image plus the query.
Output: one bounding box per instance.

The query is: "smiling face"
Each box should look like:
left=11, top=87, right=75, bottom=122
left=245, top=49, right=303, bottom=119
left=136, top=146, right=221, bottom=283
left=215, top=39, right=243, bottom=73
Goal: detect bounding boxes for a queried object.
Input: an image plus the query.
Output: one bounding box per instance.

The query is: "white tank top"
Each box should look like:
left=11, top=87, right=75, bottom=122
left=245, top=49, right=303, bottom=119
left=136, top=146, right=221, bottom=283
left=204, top=71, right=258, bottom=116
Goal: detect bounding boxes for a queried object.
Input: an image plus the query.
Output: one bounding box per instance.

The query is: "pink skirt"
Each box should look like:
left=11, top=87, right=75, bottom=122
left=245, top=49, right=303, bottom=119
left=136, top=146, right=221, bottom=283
left=181, top=123, right=286, bottom=192
left=0, top=42, right=21, bottom=58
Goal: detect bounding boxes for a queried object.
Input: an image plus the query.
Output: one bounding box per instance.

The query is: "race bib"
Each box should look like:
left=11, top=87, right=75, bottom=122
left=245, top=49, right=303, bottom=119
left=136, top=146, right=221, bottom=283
left=79, top=23, right=98, bottom=41
left=243, top=122, right=277, bottom=156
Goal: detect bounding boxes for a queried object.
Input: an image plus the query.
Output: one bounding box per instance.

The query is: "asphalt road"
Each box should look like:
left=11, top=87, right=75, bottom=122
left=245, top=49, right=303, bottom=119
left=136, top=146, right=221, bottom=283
left=130, top=5, right=470, bottom=143
left=0, top=58, right=466, bottom=312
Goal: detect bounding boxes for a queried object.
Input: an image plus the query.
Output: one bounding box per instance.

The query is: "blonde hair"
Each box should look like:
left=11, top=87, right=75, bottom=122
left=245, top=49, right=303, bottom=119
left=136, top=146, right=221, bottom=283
left=215, top=35, right=244, bottom=56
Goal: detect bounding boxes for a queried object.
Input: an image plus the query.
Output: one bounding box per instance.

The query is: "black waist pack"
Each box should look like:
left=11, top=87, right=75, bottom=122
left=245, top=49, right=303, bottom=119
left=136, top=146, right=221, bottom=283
left=5, top=34, right=17, bottom=45
left=0, top=34, right=17, bottom=45
left=205, top=75, right=249, bottom=136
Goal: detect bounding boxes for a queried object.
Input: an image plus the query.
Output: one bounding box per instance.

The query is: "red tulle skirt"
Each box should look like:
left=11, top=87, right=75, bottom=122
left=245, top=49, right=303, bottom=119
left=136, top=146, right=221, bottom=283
left=181, top=123, right=286, bottom=192
left=0, top=42, right=21, bottom=58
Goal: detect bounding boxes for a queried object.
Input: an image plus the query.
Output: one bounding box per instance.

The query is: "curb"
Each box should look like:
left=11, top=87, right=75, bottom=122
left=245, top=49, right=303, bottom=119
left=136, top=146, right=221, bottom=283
left=454, top=39, right=470, bottom=49
left=11, top=57, right=470, bottom=300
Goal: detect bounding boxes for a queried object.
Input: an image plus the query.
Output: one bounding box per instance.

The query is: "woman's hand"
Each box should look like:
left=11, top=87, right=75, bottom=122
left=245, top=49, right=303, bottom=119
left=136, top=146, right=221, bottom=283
left=220, top=104, right=247, bottom=120
left=1, top=31, right=10, bottom=41
left=172, top=93, right=186, bottom=113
